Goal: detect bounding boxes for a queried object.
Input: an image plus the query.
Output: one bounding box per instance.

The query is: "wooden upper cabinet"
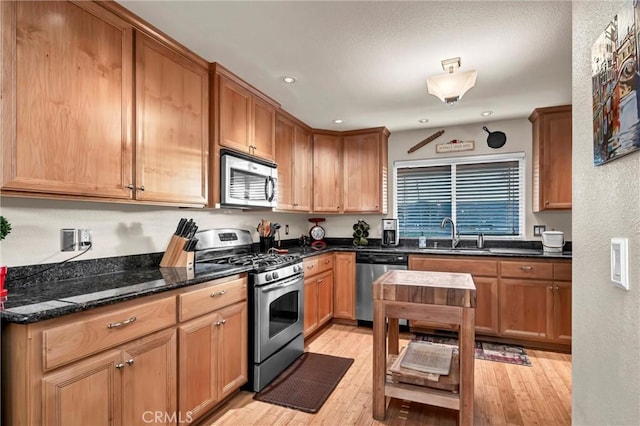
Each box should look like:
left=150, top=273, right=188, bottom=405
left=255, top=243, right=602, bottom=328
left=275, top=112, right=312, bottom=212
left=215, top=66, right=278, bottom=162
left=135, top=32, right=208, bottom=206
left=312, top=133, right=343, bottom=213
left=529, top=105, right=572, bottom=211
left=1, top=1, right=133, bottom=198
left=342, top=128, right=389, bottom=213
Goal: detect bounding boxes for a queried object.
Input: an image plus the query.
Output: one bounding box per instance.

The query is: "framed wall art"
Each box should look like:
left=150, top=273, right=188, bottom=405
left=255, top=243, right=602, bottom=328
left=591, top=0, right=640, bottom=166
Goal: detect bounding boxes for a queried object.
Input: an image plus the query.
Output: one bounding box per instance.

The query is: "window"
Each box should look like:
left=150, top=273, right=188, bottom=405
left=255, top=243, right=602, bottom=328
left=394, top=153, right=524, bottom=238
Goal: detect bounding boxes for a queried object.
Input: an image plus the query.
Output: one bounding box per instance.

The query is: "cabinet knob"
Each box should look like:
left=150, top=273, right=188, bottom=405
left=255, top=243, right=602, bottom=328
left=115, top=363, right=125, bottom=369
left=138, top=185, right=145, bottom=191
left=126, top=358, right=134, bottom=366
left=215, top=319, right=227, bottom=326
left=555, top=286, right=560, bottom=291
left=127, top=184, right=134, bottom=190
left=548, top=286, right=553, bottom=290
left=318, top=279, right=324, bottom=284
left=545, top=200, right=549, bottom=205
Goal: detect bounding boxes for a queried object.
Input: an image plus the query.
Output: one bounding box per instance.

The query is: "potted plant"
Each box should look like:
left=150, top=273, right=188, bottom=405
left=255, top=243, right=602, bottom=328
left=0, top=215, right=11, bottom=297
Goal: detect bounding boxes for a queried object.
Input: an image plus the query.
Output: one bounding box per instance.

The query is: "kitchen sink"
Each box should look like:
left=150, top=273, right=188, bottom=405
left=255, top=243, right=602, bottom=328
left=488, top=247, right=543, bottom=255
left=418, top=247, right=490, bottom=255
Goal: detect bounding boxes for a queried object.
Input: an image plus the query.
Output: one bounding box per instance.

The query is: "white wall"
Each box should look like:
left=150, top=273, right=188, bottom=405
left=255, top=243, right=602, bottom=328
left=573, top=1, right=640, bottom=424
left=0, top=197, right=310, bottom=267
left=364, top=118, right=572, bottom=241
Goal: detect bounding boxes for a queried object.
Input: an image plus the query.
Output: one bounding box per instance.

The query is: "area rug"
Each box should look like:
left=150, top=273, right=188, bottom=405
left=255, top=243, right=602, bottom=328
left=413, top=333, right=532, bottom=366
left=253, top=352, right=354, bottom=413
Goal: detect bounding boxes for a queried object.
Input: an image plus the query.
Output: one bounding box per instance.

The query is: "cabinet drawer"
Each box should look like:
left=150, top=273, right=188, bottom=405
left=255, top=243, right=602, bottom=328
left=303, top=257, right=319, bottom=276
left=409, top=256, right=498, bottom=277
left=316, top=254, right=334, bottom=273
left=43, top=296, right=176, bottom=370
left=553, top=262, right=572, bottom=281
left=501, top=260, right=553, bottom=280
left=179, top=276, right=247, bottom=322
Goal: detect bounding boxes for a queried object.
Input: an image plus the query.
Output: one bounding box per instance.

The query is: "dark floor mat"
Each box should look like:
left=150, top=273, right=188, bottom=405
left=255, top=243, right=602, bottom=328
left=253, top=352, right=354, bottom=413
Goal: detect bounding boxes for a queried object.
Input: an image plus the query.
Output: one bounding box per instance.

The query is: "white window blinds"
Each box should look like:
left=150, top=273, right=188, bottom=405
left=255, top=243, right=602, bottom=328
left=395, top=153, right=524, bottom=238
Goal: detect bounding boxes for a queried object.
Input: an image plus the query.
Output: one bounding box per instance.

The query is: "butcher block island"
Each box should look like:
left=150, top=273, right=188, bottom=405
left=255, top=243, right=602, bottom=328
left=372, top=269, right=476, bottom=425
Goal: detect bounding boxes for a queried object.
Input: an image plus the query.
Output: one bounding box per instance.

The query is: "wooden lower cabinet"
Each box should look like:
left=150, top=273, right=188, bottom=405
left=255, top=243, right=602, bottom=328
left=333, top=252, right=356, bottom=320
left=178, top=301, right=247, bottom=421
left=409, top=255, right=571, bottom=347
left=409, top=255, right=499, bottom=335
left=303, top=263, right=334, bottom=337
left=2, top=274, right=249, bottom=426
left=42, top=328, right=177, bottom=426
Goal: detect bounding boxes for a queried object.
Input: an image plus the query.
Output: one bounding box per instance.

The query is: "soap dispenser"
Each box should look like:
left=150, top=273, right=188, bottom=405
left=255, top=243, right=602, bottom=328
left=477, top=232, right=485, bottom=249
left=418, top=232, right=427, bottom=248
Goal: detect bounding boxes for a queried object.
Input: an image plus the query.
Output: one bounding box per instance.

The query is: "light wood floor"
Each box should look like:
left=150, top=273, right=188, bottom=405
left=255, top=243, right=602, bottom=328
left=203, top=324, right=571, bottom=426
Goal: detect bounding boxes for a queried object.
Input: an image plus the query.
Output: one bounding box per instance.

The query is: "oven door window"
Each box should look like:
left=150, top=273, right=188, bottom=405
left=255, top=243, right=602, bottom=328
left=269, top=289, right=300, bottom=338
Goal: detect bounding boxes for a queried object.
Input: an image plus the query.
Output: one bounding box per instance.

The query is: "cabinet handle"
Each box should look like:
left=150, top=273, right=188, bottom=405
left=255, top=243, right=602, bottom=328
left=127, top=184, right=134, bottom=190
left=210, top=290, right=227, bottom=297
left=107, top=316, right=136, bottom=329
left=307, top=265, right=314, bottom=269
left=126, top=358, right=134, bottom=366
left=519, top=266, right=534, bottom=271
left=215, top=319, right=227, bottom=326
left=138, top=185, right=145, bottom=191
left=324, top=260, right=330, bottom=264
left=115, top=363, right=125, bottom=369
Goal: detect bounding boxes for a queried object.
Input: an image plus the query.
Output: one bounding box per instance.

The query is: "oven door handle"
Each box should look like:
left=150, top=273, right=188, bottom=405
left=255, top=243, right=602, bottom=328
left=261, top=274, right=303, bottom=293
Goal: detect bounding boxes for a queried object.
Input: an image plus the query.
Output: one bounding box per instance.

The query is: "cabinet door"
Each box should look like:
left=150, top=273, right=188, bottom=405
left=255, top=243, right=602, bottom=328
left=474, top=277, right=499, bottom=335
left=219, top=75, right=251, bottom=153
left=499, top=278, right=553, bottom=341
left=121, top=328, right=177, bottom=426
left=42, top=349, right=122, bottom=426
left=178, top=312, right=218, bottom=420
left=135, top=33, right=208, bottom=206
left=275, top=115, right=295, bottom=210
left=303, top=279, right=319, bottom=337
left=292, top=125, right=313, bottom=211
left=343, top=132, right=381, bottom=212
left=334, top=253, right=356, bottom=320
left=552, top=281, right=572, bottom=343
left=312, top=134, right=342, bottom=212
left=317, top=270, right=334, bottom=326
left=217, top=302, right=248, bottom=399
left=252, top=97, right=275, bottom=161
left=2, top=1, right=133, bottom=198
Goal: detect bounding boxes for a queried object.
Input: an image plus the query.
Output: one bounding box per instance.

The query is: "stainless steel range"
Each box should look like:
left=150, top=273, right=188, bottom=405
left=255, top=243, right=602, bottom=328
left=195, top=228, right=304, bottom=392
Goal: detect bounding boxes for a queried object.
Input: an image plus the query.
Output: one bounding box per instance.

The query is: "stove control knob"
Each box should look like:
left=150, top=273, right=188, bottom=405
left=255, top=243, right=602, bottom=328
left=272, top=271, right=279, bottom=280
left=293, top=265, right=301, bottom=273
left=265, top=273, right=273, bottom=281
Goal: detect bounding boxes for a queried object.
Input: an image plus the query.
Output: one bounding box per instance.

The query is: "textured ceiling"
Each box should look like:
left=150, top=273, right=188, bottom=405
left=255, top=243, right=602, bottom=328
left=118, top=1, right=572, bottom=132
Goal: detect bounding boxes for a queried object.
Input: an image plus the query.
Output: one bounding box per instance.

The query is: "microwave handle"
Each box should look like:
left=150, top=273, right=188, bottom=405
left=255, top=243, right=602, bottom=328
left=265, top=177, right=275, bottom=202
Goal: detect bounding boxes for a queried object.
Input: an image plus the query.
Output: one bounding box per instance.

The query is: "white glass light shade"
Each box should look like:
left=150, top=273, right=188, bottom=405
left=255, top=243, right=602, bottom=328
left=426, top=70, right=477, bottom=105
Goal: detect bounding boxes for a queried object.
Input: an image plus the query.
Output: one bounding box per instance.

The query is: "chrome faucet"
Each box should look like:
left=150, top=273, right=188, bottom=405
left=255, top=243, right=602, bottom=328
left=440, top=217, right=459, bottom=249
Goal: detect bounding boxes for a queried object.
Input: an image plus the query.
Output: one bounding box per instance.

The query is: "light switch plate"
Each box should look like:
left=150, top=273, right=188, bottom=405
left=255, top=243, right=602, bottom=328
left=533, top=225, right=546, bottom=237
left=611, top=238, right=629, bottom=290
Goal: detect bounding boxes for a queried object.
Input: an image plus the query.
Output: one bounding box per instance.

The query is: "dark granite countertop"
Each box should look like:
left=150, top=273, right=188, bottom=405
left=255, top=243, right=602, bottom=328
left=1, top=262, right=252, bottom=324
left=1, top=239, right=570, bottom=324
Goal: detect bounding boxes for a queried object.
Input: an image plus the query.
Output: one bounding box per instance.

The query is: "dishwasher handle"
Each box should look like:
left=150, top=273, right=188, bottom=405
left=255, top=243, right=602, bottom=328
left=355, top=252, right=408, bottom=265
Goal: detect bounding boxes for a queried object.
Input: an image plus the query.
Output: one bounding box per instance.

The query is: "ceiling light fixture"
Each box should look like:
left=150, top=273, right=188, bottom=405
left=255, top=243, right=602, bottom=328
left=418, top=119, right=429, bottom=123
left=481, top=111, right=493, bottom=117
left=333, top=119, right=343, bottom=124
left=281, top=76, right=296, bottom=83
left=426, top=57, right=477, bottom=106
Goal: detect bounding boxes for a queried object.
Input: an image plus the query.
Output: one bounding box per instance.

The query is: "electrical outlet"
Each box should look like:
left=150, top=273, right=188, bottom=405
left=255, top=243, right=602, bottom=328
left=78, top=229, right=92, bottom=250
left=533, top=225, right=546, bottom=237
left=61, top=229, right=76, bottom=251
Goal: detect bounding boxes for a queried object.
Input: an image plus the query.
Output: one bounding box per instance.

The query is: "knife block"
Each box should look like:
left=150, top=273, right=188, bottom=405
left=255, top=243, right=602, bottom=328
left=160, top=235, right=194, bottom=268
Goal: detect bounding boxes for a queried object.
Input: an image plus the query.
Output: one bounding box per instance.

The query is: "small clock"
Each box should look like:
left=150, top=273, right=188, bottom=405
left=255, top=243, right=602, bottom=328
left=308, top=218, right=327, bottom=249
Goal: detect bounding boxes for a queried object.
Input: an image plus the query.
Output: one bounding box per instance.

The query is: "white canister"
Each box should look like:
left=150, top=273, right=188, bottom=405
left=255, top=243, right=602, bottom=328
left=541, top=231, right=565, bottom=253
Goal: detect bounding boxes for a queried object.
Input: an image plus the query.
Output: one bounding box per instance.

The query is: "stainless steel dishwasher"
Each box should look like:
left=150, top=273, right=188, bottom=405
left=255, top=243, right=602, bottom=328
left=355, top=252, right=408, bottom=324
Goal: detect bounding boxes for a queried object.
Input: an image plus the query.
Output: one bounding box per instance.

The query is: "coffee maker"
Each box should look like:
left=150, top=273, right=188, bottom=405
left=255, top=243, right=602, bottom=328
left=381, top=218, right=398, bottom=247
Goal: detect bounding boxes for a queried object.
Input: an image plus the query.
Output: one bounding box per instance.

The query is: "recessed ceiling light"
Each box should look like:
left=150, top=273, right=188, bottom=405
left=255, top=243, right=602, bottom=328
left=333, top=119, right=343, bottom=124
left=281, top=76, right=296, bottom=84
left=480, top=111, right=493, bottom=116
left=418, top=119, right=429, bottom=123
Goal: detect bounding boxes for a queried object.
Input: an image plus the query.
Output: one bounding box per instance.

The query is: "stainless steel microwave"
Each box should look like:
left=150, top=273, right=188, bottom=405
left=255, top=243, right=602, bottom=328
left=220, top=150, right=277, bottom=208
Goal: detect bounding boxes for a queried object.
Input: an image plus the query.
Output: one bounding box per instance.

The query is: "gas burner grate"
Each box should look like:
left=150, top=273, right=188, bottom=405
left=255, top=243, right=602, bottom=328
left=198, top=252, right=300, bottom=271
